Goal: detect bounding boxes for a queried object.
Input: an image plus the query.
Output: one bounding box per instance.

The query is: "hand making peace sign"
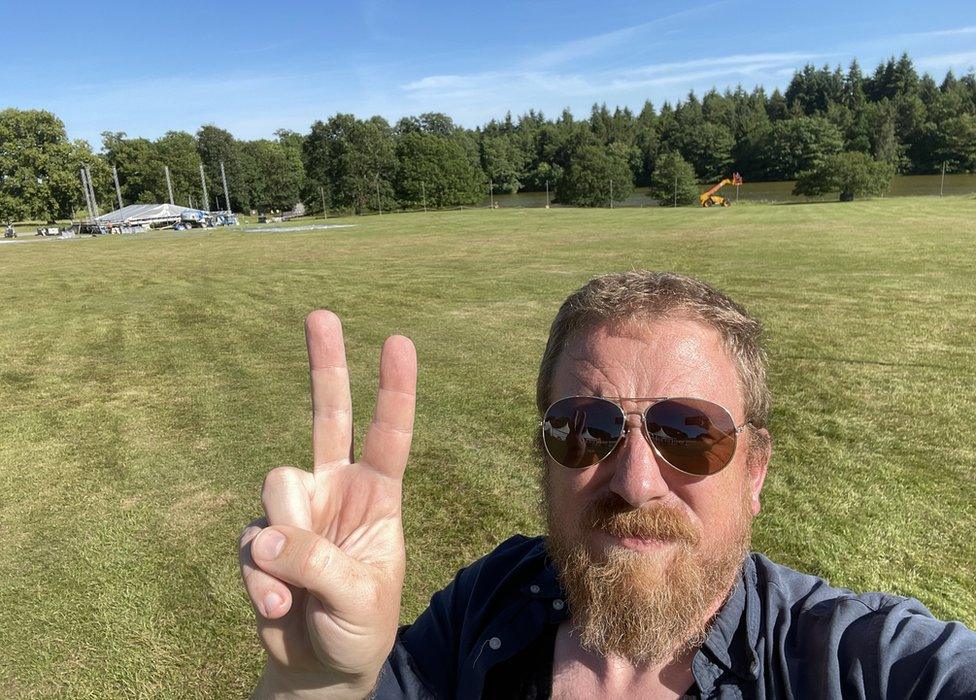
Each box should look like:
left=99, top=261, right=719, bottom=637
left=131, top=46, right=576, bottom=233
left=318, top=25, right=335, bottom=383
left=238, top=310, right=416, bottom=697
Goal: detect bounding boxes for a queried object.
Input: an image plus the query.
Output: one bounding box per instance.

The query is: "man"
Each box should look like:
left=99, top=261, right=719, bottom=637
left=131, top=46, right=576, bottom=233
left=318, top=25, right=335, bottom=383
left=238, top=271, right=976, bottom=698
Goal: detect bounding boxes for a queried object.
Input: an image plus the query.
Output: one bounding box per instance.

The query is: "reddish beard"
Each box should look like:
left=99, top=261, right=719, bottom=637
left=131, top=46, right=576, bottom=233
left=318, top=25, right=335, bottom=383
left=544, top=485, right=752, bottom=666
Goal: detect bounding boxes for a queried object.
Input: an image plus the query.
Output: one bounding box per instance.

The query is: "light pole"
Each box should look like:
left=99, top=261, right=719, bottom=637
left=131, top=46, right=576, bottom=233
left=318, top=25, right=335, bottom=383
left=610, top=179, right=614, bottom=209
left=545, top=179, right=550, bottom=208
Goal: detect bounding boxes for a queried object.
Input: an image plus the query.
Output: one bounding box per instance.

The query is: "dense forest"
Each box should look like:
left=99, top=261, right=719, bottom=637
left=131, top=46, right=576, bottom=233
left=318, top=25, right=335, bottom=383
left=2, top=53, right=974, bottom=220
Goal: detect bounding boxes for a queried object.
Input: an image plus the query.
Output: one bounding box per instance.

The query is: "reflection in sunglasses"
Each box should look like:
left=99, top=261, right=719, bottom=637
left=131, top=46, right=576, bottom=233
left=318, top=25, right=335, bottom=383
left=543, top=420, right=618, bottom=445
left=542, top=395, right=742, bottom=474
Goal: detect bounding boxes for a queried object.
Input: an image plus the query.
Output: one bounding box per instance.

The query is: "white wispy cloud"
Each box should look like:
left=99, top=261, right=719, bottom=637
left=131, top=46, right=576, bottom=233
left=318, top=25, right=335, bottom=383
left=617, top=53, right=817, bottom=79
left=402, top=52, right=815, bottom=103
left=916, top=50, right=976, bottom=71
left=525, top=2, right=731, bottom=69
left=831, top=24, right=976, bottom=67
left=911, top=25, right=976, bottom=39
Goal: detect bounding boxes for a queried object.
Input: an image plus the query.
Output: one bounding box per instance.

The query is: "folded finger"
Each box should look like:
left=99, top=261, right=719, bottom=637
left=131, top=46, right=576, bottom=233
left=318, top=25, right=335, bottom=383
left=250, top=524, right=371, bottom=615
left=261, top=466, right=314, bottom=530
left=238, top=519, right=293, bottom=618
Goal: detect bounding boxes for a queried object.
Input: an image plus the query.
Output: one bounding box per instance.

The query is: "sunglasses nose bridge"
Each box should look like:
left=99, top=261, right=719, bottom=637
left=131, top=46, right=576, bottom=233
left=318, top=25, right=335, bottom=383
left=620, top=410, right=645, bottom=428
left=618, top=410, right=656, bottom=452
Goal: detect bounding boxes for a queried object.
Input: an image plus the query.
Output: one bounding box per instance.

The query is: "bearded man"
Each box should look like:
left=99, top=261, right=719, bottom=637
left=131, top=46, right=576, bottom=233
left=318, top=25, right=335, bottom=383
left=238, top=271, right=976, bottom=698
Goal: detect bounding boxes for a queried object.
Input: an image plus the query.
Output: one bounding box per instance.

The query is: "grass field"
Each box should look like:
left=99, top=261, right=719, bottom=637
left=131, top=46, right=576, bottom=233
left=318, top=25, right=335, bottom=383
left=1, top=197, right=975, bottom=697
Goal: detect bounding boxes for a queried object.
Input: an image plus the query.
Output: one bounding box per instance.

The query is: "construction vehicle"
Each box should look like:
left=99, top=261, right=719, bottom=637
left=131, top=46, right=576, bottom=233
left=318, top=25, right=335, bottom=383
left=699, top=173, right=743, bottom=207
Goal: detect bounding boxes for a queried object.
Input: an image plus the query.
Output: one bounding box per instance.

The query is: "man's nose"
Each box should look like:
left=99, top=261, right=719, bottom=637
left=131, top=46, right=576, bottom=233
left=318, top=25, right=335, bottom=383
left=607, top=414, right=671, bottom=507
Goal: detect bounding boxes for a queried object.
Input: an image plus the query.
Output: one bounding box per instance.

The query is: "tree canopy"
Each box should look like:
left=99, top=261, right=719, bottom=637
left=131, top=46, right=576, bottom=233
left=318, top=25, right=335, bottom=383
left=793, top=151, right=895, bottom=201
left=555, top=140, right=634, bottom=207
left=648, top=152, right=700, bottom=206
left=395, top=131, right=485, bottom=208
left=0, top=109, right=105, bottom=221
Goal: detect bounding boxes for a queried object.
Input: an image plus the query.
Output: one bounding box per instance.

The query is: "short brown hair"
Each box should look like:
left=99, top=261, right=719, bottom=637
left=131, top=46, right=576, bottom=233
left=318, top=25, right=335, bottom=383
left=536, top=271, right=770, bottom=432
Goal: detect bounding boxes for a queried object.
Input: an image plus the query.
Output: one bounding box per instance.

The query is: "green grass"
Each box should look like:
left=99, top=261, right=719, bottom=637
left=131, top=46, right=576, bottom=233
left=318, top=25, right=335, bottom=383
left=1, top=198, right=975, bottom=697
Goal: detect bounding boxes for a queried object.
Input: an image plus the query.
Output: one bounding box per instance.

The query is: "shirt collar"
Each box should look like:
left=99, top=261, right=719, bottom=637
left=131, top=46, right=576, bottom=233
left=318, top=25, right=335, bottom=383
left=699, top=554, right=761, bottom=681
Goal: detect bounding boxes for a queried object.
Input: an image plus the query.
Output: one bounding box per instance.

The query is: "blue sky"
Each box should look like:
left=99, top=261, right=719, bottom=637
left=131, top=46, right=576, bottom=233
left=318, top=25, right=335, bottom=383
left=2, top=1, right=973, bottom=148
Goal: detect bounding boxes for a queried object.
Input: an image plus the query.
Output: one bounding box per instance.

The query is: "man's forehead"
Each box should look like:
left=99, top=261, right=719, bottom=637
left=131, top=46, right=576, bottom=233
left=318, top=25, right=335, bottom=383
left=561, top=316, right=726, bottom=362
left=552, top=317, right=741, bottom=405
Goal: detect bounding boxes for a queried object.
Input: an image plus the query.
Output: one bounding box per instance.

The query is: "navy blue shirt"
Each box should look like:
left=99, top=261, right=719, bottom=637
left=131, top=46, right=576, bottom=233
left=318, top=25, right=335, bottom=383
left=375, top=535, right=976, bottom=698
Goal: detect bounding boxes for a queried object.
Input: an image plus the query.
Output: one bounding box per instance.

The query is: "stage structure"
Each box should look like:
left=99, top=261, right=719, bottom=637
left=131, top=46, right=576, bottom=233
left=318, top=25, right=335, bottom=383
left=95, top=203, right=238, bottom=233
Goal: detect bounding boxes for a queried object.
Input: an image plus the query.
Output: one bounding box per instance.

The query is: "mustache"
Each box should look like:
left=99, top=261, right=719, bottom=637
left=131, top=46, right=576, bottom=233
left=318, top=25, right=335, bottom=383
left=581, top=495, right=700, bottom=546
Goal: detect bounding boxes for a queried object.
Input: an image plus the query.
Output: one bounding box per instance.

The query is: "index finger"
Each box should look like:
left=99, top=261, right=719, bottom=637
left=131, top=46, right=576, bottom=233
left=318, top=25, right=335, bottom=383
left=305, top=310, right=354, bottom=470
left=360, top=335, right=417, bottom=479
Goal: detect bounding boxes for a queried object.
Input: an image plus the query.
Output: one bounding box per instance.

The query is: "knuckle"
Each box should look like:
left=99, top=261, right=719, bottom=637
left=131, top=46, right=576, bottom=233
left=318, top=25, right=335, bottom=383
left=312, top=405, right=352, bottom=420
left=370, top=420, right=413, bottom=438
left=240, top=560, right=261, bottom=589
left=262, top=465, right=299, bottom=497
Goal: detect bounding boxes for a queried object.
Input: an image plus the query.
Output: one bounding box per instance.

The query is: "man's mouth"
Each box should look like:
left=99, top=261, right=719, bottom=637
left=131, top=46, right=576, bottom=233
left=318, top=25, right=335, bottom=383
left=591, top=528, right=680, bottom=552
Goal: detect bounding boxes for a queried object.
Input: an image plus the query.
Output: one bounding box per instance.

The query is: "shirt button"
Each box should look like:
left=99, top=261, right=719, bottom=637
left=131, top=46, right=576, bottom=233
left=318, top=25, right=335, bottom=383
left=552, top=599, right=565, bottom=610
left=488, top=637, right=502, bottom=650
left=529, top=585, right=540, bottom=594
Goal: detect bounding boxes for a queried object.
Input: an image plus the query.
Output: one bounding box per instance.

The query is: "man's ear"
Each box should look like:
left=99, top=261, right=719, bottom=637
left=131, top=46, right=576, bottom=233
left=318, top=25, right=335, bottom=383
left=746, top=428, right=771, bottom=516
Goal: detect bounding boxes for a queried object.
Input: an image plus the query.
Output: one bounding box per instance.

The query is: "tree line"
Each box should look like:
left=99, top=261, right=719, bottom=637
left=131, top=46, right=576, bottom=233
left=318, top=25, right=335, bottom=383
left=2, top=53, right=974, bottom=220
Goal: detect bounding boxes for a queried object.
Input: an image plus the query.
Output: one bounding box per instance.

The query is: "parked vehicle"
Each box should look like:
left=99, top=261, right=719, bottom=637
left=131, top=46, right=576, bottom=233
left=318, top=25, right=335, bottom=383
left=699, top=173, right=743, bottom=207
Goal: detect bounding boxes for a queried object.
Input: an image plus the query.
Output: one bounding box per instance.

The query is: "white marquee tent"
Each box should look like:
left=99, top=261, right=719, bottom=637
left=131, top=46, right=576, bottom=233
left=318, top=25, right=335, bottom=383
left=96, top=203, right=206, bottom=227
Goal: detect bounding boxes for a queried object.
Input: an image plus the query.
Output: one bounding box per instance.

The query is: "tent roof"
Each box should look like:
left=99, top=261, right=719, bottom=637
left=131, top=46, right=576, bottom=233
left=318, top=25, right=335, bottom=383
left=97, top=203, right=205, bottom=224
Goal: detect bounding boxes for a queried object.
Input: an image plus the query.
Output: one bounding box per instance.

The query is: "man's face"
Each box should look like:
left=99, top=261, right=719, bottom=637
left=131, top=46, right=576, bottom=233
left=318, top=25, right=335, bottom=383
left=543, top=316, right=769, bottom=663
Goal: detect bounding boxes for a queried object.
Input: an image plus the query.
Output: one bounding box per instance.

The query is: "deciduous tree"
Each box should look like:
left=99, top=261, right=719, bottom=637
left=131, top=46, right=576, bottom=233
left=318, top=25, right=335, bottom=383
left=555, top=140, right=633, bottom=207
left=0, top=109, right=105, bottom=220
left=395, top=131, right=485, bottom=207
left=648, top=152, right=699, bottom=206
left=793, top=151, right=894, bottom=201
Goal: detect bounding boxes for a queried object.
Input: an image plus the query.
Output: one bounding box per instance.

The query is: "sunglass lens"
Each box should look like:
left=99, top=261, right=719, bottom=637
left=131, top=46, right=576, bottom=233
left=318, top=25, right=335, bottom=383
left=645, top=398, right=737, bottom=475
left=542, top=397, right=624, bottom=468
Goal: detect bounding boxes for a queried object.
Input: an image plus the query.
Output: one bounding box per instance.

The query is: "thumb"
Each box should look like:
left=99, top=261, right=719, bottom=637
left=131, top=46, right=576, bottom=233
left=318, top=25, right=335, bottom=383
left=250, top=525, right=376, bottom=614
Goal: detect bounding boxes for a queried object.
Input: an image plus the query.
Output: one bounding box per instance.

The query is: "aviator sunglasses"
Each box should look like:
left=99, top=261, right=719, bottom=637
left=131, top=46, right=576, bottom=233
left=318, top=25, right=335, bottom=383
left=541, top=396, right=750, bottom=476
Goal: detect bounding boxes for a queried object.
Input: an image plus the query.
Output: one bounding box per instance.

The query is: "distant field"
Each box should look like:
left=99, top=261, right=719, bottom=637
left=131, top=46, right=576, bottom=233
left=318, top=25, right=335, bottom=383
left=1, top=197, right=974, bottom=697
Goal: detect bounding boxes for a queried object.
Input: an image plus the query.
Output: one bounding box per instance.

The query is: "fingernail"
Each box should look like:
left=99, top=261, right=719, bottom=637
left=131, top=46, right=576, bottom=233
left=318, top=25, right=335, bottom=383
left=253, top=530, right=286, bottom=560
left=263, top=591, right=283, bottom=616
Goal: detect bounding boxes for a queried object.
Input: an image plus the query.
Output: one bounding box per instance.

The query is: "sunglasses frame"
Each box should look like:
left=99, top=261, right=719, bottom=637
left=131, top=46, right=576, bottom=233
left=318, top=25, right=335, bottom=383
left=540, top=395, right=751, bottom=476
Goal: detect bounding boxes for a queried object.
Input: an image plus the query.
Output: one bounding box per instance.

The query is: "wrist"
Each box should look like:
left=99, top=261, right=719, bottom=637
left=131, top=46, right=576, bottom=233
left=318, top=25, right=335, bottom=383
left=252, top=662, right=378, bottom=700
